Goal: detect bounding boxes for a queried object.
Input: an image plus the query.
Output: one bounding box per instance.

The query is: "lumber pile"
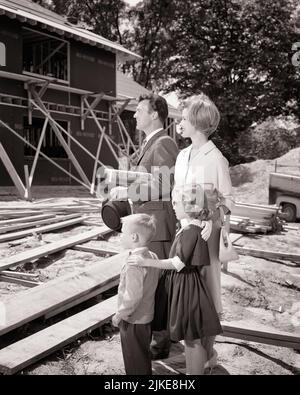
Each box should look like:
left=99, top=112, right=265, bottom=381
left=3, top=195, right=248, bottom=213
left=0, top=296, right=118, bottom=375
left=234, top=246, right=300, bottom=265
left=230, top=202, right=284, bottom=234
left=0, top=251, right=126, bottom=336
left=0, top=226, right=111, bottom=271
left=0, top=199, right=104, bottom=244
left=0, top=199, right=102, bottom=219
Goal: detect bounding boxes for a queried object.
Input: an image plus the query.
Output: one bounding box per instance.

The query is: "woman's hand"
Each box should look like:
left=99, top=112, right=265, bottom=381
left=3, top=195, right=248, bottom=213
left=201, top=220, right=212, bottom=241
left=127, top=254, right=145, bottom=266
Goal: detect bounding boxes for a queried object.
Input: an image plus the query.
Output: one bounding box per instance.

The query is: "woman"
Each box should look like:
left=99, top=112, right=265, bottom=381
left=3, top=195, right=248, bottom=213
left=175, top=93, right=234, bottom=368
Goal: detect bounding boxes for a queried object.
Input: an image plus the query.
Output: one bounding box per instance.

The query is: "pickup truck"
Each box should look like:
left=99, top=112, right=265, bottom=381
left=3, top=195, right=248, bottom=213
left=269, top=172, right=300, bottom=222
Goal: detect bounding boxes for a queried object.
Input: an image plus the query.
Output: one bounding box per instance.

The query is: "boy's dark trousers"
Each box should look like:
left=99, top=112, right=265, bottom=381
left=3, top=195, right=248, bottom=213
left=119, top=320, right=152, bottom=375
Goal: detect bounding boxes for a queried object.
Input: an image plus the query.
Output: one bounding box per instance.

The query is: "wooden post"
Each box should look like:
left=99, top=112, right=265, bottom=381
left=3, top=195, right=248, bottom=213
left=84, top=98, right=120, bottom=163
left=29, top=117, right=48, bottom=186
left=24, top=165, right=32, bottom=201
left=90, top=130, right=105, bottom=195
left=0, top=143, right=26, bottom=198
left=30, top=89, right=91, bottom=187
left=0, top=120, right=90, bottom=190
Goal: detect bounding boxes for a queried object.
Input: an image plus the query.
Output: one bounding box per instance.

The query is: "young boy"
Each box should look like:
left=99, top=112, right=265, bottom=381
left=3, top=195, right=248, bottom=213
left=112, top=213, right=160, bottom=375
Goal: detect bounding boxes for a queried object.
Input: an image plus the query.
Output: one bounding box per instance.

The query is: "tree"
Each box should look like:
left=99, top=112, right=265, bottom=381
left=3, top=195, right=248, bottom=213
left=122, top=0, right=176, bottom=89
left=32, top=0, right=127, bottom=43
left=162, top=0, right=300, bottom=164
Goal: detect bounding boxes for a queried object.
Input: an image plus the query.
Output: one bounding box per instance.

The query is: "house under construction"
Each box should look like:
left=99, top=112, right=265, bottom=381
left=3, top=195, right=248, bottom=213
left=0, top=0, right=180, bottom=197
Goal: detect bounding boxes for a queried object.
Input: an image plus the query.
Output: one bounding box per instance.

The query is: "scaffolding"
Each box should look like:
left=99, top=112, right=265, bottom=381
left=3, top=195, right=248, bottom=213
left=0, top=70, right=140, bottom=199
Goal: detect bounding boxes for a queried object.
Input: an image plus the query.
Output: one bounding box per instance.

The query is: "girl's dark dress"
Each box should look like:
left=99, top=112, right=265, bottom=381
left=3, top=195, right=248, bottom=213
left=153, top=224, right=222, bottom=341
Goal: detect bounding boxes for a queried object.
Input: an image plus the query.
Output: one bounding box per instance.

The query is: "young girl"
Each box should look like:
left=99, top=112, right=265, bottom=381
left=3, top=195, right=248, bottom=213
left=127, top=184, right=222, bottom=375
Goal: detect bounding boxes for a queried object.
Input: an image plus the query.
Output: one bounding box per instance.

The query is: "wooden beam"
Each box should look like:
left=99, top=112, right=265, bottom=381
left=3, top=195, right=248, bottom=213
left=0, top=275, right=41, bottom=288
left=30, top=91, right=91, bottom=188
left=0, top=215, right=84, bottom=244
left=35, top=42, right=66, bottom=71
left=111, top=100, right=130, bottom=123
left=0, top=214, right=83, bottom=234
left=2, top=271, right=39, bottom=280
left=30, top=100, right=105, bottom=168
left=29, top=118, right=48, bottom=186
left=0, top=214, right=55, bottom=226
left=84, top=98, right=119, bottom=163
left=220, top=321, right=300, bottom=350
left=72, top=244, right=119, bottom=256
left=0, top=143, right=26, bottom=198
left=90, top=129, right=105, bottom=195
left=0, top=226, right=110, bottom=271
left=0, top=120, right=92, bottom=190
left=23, top=165, right=32, bottom=201
left=0, top=296, right=117, bottom=375
left=43, top=278, right=119, bottom=320
left=0, top=70, right=116, bottom=101
left=235, top=246, right=300, bottom=264
left=0, top=211, right=46, bottom=219
left=0, top=251, right=126, bottom=336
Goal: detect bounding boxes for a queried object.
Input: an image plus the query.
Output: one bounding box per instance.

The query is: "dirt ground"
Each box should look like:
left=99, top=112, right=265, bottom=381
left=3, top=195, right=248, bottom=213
left=0, top=150, right=300, bottom=375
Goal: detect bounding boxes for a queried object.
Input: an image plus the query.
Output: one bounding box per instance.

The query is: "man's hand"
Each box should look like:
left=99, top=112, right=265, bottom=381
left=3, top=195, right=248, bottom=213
left=127, top=254, right=144, bottom=266
left=110, top=186, right=128, bottom=200
left=112, top=314, right=120, bottom=327
left=201, top=220, right=212, bottom=241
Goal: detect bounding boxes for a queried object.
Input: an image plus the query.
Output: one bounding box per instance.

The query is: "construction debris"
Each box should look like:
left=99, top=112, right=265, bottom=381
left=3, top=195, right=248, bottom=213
left=231, top=202, right=284, bottom=234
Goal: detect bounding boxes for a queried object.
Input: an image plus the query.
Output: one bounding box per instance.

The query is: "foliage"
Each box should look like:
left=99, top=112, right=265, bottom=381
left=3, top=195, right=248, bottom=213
left=31, top=0, right=300, bottom=165
left=237, top=116, right=300, bottom=160
left=32, top=0, right=127, bottom=43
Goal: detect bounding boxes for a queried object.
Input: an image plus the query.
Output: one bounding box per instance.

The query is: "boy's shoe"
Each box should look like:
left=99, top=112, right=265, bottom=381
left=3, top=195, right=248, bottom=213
left=151, top=350, right=170, bottom=360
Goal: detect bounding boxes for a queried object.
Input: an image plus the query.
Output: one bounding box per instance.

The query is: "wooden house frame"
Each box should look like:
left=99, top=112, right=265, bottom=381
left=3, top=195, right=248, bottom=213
left=0, top=0, right=141, bottom=196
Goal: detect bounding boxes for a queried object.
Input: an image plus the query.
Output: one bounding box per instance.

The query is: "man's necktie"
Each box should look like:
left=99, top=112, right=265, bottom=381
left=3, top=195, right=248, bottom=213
left=140, top=139, right=147, bottom=153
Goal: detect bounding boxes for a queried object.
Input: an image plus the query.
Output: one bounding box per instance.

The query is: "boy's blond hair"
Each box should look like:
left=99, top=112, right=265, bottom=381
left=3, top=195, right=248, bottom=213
left=182, top=93, right=220, bottom=137
left=123, top=213, right=157, bottom=243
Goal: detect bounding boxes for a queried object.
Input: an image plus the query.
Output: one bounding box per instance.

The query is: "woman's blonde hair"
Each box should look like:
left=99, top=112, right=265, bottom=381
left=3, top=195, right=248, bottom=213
left=182, top=93, right=220, bottom=137
left=172, top=184, right=212, bottom=220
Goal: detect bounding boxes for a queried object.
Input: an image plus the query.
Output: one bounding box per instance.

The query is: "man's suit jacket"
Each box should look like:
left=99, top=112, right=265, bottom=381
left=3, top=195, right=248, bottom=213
left=128, top=130, right=179, bottom=244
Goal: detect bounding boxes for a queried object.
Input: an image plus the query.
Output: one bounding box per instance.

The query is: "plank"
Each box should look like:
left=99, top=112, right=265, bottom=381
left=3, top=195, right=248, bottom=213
left=235, top=202, right=280, bottom=210
left=0, top=211, right=45, bottom=218
left=235, top=246, right=300, bottom=263
left=0, top=251, right=126, bottom=336
left=1, top=271, right=39, bottom=280
left=0, top=215, right=83, bottom=234
left=0, top=214, right=56, bottom=226
left=0, top=204, right=94, bottom=210
left=44, top=278, right=119, bottom=320
left=220, top=321, right=300, bottom=350
left=0, top=275, right=41, bottom=288
left=0, top=226, right=110, bottom=271
left=0, top=215, right=84, bottom=243
left=0, top=296, right=117, bottom=375
left=72, top=244, right=119, bottom=256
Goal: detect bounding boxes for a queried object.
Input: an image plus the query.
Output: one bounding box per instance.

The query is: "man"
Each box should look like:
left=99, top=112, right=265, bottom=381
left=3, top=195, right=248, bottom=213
left=111, top=94, right=178, bottom=261
left=110, top=93, right=178, bottom=359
